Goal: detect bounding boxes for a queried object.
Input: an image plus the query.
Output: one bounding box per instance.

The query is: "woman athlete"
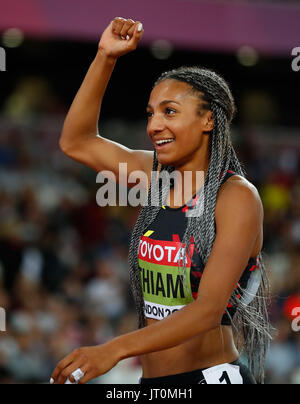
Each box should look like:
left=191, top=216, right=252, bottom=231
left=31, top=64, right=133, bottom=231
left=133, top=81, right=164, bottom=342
left=50, top=17, right=272, bottom=385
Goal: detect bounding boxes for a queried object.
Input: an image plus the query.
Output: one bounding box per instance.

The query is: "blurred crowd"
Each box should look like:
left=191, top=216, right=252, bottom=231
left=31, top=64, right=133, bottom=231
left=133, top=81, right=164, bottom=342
left=0, top=77, right=300, bottom=384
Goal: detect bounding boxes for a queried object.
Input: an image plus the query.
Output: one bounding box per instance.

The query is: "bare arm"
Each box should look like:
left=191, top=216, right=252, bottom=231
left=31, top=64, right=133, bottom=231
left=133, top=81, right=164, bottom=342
left=114, top=179, right=263, bottom=358
left=60, top=18, right=153, bottom=184
left=50, top=179, right=263, bottom=384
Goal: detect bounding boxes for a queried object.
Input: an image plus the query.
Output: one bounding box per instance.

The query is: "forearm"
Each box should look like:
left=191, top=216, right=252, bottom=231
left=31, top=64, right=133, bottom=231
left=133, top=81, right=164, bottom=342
left=114, top=299, right=220, bottom=361
left=60, top=49, right=117, bottom=148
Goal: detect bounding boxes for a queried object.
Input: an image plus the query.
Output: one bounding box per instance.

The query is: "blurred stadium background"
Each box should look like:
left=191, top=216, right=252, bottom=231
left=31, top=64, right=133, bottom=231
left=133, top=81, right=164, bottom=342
left=0, top=0, right=300, bottom=384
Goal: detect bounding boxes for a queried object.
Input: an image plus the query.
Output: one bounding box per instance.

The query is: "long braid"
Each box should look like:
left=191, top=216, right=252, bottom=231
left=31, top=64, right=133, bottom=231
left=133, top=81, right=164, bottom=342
left=128, top=155, right=174, bottom=328
left=127, top=66, right=272, bottom=382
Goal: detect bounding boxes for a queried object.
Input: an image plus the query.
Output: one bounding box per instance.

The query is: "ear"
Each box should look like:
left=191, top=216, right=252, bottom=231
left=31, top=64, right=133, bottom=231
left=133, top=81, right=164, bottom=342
left=204, top=110, right=214, bottom=132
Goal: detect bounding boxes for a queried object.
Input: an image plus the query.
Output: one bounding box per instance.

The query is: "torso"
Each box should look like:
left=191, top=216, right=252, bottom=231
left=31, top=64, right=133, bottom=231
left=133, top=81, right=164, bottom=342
left=139, top=172, right=263, bottom=378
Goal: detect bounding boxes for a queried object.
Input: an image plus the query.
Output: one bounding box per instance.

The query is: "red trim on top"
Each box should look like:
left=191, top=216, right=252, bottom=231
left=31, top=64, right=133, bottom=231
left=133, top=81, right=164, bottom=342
left=219, top=170, right=236, bottom=180
left=172, top=234, right=181, bottom=242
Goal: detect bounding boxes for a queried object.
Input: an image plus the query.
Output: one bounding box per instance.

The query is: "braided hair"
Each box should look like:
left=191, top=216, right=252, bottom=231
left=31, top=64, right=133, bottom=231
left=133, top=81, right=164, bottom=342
left=128, top=66, right=272, bottom=383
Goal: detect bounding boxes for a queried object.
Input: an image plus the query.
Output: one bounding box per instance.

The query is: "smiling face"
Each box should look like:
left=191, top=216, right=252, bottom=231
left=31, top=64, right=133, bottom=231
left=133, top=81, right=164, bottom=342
left=146, top=79, right=213, bottom=171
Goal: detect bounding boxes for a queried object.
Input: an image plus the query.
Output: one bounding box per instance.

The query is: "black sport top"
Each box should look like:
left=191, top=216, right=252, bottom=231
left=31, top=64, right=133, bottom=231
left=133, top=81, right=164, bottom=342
left=138, top=171, right=261, bottom=325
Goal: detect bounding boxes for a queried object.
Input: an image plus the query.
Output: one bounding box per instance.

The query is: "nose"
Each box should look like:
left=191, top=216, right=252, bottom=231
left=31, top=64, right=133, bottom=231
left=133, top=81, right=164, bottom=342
left=147, top=113, right=165, bottom=137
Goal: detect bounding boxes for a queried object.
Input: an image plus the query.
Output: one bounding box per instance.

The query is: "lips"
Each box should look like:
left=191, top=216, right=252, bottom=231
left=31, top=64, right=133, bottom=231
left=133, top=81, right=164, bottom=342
left=153, top=138, right=175, bottom=151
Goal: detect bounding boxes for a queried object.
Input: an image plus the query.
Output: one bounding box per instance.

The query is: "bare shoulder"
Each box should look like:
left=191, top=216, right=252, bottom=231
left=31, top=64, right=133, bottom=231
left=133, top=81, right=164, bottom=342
left=216, top=174, right=263, bottom=220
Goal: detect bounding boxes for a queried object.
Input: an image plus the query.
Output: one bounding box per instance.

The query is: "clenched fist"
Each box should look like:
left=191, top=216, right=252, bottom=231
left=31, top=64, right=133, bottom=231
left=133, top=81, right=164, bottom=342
left=98, top=17, right=144, bottom=59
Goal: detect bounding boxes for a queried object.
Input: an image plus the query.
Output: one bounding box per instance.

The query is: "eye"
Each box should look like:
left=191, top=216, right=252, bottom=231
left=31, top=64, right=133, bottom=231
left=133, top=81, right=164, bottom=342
left=146, top=110, right=153, bottom=118
left=165, top=107, right=176, bottom=115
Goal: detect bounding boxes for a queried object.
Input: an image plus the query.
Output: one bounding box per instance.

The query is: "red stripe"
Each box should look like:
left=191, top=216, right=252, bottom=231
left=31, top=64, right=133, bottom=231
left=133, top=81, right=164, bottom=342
left=139, top=235, right=195, bottom=266
left=219, top=169, right=236, bottom=180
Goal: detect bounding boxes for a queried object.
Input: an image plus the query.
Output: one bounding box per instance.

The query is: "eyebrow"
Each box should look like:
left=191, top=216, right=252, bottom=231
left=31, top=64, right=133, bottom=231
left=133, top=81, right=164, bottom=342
left=146, top=100, right=181, bottom=109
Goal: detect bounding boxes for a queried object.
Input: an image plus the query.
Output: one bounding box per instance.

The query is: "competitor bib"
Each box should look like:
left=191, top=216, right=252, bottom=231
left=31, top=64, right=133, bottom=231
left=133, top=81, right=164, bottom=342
left=138, top=234, right=194, bottom=320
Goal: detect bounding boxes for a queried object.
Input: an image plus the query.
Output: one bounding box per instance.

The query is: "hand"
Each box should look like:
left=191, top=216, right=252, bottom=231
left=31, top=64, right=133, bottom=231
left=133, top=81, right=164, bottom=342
left=50, top=342, right=120, bottom=384
left=98, top=17, right=144, bottom=59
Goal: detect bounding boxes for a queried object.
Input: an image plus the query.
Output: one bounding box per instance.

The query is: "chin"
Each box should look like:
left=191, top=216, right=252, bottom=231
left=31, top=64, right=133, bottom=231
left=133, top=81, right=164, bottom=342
left=156, top=155, right=174, bottom=167
left=156, top=152, right=184, bottom=169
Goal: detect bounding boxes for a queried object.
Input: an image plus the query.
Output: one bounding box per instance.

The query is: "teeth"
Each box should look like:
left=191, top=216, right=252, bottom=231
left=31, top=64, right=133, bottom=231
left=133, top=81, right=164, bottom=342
left=156, top=139, right=174, bottom=145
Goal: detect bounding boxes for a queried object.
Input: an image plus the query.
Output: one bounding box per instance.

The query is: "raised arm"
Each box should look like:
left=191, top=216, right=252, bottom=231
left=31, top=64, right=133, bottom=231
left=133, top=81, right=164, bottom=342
left=59, top=18, right=153, bottom=185
left=50, top=177, right=263, bottom=384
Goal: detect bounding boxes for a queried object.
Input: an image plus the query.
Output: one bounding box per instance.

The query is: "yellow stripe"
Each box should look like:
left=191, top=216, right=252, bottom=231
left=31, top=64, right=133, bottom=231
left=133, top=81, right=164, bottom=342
left=162, top=205, right=166, bottom=209
left=143, top=230, right=154, bottom=237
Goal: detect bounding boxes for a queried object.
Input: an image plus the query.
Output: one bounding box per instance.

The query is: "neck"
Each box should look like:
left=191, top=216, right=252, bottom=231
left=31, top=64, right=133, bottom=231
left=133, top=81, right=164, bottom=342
left=166, top=145, right=210, bottom=208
